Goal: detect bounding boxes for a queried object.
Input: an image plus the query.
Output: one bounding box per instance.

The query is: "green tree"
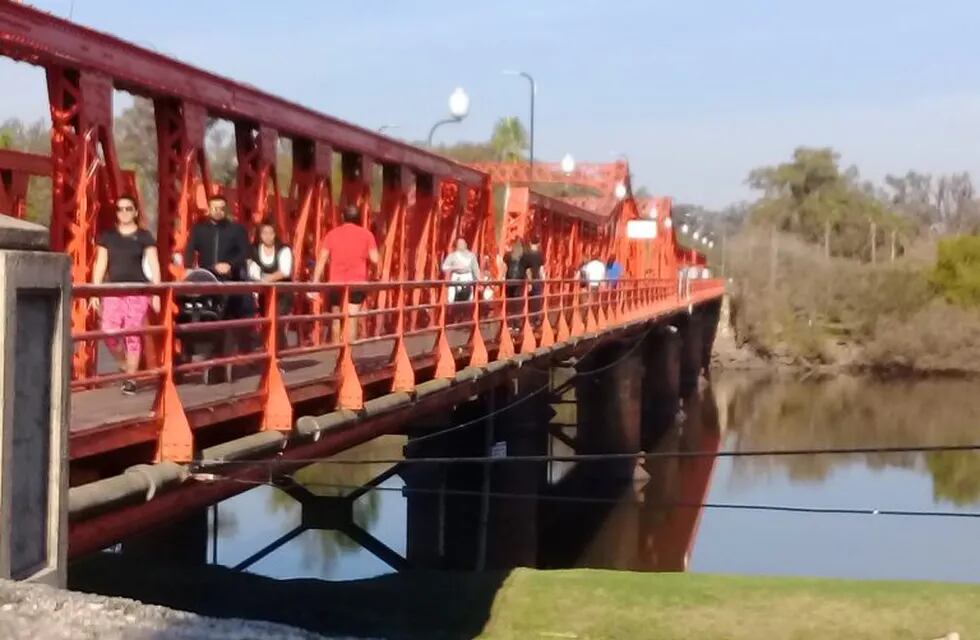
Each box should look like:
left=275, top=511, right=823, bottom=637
left=489, top=116, right=528, bottom=162
left=747, top=147, right=896, bottom=261
left=435, top=141, right=497, bottom=163
left=931, top=235, right=980, bottom=307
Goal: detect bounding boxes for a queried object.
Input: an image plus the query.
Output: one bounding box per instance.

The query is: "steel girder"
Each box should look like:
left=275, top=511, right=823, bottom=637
left=0, top=149, right=50, bottom=219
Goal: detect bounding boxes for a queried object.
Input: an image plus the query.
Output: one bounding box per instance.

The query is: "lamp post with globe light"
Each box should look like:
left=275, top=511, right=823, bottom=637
left=502, top=70, right=536, bottom=185
left=560, top=153, right=575, bottom=175
left=559, top=153, right=575, bottom=197
left=427, top=88, right=470, bottom=146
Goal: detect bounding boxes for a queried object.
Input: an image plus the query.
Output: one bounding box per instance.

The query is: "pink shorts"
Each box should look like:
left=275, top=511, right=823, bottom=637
left=102, top=295, right=150, bottom=356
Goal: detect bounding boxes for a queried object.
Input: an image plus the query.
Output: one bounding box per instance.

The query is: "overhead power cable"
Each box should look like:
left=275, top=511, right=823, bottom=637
left=200, top=476, right=980, bottom=520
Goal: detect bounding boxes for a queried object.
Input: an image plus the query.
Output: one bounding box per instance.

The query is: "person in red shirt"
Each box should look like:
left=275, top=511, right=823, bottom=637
left=310, top=206, right=380, bottom=342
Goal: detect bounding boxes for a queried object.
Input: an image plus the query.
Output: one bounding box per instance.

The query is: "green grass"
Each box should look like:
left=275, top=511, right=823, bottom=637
left=480, top=569, right=980, bottom=639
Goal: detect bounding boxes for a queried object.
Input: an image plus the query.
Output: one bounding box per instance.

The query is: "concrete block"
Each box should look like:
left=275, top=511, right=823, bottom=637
left=0, top=242, right=71, bottom=587
left=0, top=216, right=49, bottom=251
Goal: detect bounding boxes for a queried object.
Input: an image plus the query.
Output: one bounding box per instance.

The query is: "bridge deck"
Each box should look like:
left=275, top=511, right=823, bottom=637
left=69, top=324, right=495, bottom=459
left=67, top=281, right=724, bottom=464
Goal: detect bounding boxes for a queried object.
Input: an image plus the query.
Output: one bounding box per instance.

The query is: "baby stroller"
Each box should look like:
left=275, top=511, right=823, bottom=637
left=175, top=268, right=229, bottom=384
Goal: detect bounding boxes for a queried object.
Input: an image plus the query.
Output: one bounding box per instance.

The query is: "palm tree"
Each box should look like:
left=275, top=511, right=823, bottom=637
left=490, top=117, right=529, bottom=163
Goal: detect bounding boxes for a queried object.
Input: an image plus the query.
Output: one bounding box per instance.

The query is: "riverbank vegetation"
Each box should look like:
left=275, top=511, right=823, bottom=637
left=701, top=147, right=980, bottom=374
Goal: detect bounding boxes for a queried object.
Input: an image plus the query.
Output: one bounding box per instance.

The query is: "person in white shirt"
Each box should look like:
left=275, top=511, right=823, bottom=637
left=580, top=257, right=606, bottom=320
left=581, top=257, right=606, bottom=289
left=248, top=221, right=293, bottom=349
left=441, top=237, right=481, bottom=303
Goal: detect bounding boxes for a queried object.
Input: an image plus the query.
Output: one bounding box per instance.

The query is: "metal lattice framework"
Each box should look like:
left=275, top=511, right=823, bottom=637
left=0, top=3, right=499, bottom=373
left=0, top=2, right=709, bottom=394
left=0, top=148, right=49, bottom=219
left=470, top=160, right=686, bottom=280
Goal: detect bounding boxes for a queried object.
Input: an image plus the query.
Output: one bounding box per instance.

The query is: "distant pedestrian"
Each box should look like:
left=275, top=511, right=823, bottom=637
left=248, top=221, right=293, bottom=350
left=523, top=236, right=545, bottom=322
left=310, top=206, right=379, bottom=342
left=605, top=255, right=623, bottom=284
left=441, top=237, right=480, bottom=303
left=91, top=195, right=161, bottom=395
left=581, top=256, right=606, bottom=290
left=503, top=239, right=526, bottom=299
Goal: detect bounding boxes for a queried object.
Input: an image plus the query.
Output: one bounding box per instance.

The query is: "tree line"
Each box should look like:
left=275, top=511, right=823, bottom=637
left=677, top=146, right=980, bottom=263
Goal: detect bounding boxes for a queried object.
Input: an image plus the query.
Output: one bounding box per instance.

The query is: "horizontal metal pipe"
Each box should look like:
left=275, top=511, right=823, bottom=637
left=69, top=462, right=187, bottom=520
left=361, top=392, right=413, bottom=419
left=454, top=367, right=483, bottom=383
left=199, top=431, right=286, bottom=464
left=414, top=378, right=452, bottom=398
left=295, top=409, right=359, bottom=437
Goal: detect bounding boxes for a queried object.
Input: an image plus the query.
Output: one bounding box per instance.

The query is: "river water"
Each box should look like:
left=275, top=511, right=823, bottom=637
left=165, top=374, right=980, bottom=585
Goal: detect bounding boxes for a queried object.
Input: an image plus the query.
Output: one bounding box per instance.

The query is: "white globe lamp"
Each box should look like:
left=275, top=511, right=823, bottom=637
left=614, top=182, right=627, bottom=200
left=448, top=88, right=470, bottom=119
left=560, top=153, right=576, bottom=175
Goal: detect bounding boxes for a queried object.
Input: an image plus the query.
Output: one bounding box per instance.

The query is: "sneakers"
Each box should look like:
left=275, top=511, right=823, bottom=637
left=121, top=380, right=137, bottom=396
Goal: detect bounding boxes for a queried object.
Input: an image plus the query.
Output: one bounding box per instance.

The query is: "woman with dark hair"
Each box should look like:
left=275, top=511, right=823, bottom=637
left=248, top=221, right=293, bottom=350
left=91, top=194, right=161, bottom=395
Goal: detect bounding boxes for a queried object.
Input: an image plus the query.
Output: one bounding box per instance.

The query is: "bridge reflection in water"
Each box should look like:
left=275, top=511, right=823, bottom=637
left=98, top=380, right=721, bottom=578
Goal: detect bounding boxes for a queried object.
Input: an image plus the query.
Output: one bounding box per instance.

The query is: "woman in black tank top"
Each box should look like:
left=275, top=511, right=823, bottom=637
left=248, top=222, right=294, bottom=350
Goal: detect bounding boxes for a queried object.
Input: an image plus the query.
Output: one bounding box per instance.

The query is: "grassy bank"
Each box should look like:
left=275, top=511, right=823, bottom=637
left=482, top=569, right=980, bottom=639
left=726, top=231, right=980, bottom=374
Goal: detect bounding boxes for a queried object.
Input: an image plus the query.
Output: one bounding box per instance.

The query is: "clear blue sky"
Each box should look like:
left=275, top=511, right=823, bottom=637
left=6, top=0, right=980, bottom=208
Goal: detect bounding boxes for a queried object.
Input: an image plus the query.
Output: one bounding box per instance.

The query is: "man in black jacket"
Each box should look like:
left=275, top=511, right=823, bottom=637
left=183, top=195, right=255, bottom=381
left=184, top=195, right=250, bottom=279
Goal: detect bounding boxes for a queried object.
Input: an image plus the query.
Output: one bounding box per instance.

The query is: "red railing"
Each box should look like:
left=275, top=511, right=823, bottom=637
left=70, top=277, right=726, bottom=462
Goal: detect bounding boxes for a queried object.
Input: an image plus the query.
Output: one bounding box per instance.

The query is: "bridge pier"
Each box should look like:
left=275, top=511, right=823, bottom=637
left=699, top=299, right=722, bottom=374
left=640, top=328, right=682, bottom=450
left=677, top=312, right=703, bottom=397
left=404, top=371, right=549, bottom=570
left=574, top=340, right=643, bottom=482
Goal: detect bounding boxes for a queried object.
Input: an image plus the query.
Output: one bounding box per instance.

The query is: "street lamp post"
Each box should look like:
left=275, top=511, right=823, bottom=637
left=503, top=70, right=535, bottom=186
left=427, top=87, right=470, bottom=146
left=560, top=153, right=575, bottom=197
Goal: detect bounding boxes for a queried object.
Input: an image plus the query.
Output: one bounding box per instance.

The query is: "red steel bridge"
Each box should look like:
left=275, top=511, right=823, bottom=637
left=0, top=1, right=724, bottom=558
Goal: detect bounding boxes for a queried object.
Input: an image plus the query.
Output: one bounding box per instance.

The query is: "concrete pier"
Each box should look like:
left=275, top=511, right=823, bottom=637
left=0, top=216, right=70, bottom=587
